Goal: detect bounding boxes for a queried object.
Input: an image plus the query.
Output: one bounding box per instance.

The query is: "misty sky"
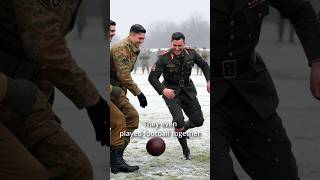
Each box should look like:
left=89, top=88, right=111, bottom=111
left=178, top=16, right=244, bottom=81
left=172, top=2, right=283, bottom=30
left=110, top=0, right=210, bottom=38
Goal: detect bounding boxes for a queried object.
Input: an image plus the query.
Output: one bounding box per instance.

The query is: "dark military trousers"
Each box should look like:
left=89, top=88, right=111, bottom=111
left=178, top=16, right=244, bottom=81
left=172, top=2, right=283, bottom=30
left=163, top=90, right=204, bottom=129
left=0, top=93, right=93, bottom=180
left=213, top=89, right=299, bottom=180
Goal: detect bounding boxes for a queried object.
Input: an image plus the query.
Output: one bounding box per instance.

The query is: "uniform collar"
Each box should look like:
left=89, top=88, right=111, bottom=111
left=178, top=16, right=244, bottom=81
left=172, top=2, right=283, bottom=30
left=169, top=48, right=188, bottom=59
left=125, top=37, right=140, bottom=54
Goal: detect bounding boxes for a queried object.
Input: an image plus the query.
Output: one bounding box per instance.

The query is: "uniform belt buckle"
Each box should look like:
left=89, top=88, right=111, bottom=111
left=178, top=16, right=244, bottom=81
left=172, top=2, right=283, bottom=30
left=179, top=79, right=185, bottom=87
left=222, top=59, right=237, bottom=78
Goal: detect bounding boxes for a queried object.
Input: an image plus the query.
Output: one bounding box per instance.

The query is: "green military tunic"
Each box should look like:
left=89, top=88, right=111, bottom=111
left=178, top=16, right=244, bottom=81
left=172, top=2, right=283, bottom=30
left=149, top=48, right=210, bottom=98
left=149, top=47, right=210, bottom=129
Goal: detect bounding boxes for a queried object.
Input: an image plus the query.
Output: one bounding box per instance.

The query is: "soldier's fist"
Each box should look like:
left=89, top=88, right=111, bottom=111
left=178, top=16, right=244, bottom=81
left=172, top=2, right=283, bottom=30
left=86, top=97, right=109, bottom=146
left=137, top=92, right=147, bottom=108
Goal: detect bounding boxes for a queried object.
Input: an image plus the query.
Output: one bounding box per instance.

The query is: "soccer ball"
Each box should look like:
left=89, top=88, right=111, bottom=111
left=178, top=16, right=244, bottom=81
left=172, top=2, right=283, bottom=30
left=146, top=137, right=166, bottom=156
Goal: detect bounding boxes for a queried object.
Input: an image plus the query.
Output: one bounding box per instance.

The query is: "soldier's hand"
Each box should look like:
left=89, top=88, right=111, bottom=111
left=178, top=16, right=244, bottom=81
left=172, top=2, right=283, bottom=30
left=137, top=92, right=147, bottom=108
left=163, top=88, right=175, bottom=99
left=86, top=97, right=109, bottom=146
left=207, top=81, right=211, bottom=93
left=310, top=62, right=320, bottom=100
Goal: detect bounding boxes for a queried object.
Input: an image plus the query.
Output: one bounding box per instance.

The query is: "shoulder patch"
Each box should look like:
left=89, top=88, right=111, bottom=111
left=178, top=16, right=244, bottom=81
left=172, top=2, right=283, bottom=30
left=161, top=50, right=170, bottom=56
left=39, top=0, right=64, bottom=11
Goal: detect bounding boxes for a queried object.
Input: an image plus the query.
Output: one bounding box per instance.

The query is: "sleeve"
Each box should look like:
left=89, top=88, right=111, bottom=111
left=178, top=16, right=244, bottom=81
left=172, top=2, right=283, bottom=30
left=193, top=50, right=210, bottom=81
left=148, top=57, right=166, bottom=95
left=111, top=47, right=141, bottom=96
left=13, top=0, right=99, bottom=109
left=270, top=0, right=320, bottom=64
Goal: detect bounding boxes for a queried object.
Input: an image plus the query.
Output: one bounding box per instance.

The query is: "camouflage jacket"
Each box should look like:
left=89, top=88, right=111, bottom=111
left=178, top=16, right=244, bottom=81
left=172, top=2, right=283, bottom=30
left=110, top=37, right=141, bottom=96
left=0, top=0, right=99, bottom=109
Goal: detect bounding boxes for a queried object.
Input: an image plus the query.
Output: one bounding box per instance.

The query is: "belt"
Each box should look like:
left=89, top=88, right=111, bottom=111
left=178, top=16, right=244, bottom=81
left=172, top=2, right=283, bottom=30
left=165, top=78, right=191, bottom=87
left=213, top=52, right=256, bottom=78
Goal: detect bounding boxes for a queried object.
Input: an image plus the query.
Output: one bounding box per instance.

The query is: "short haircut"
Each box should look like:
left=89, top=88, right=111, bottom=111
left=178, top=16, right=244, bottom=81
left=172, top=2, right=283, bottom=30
left=171, top=32, right=185, bottom=42
left=110, top=20, right=116, bottom=26
left=129, top=24, right=146, bottom=34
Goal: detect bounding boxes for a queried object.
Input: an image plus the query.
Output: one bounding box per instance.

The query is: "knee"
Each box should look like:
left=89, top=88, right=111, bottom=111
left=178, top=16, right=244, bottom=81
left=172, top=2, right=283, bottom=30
left=193, top=118, right=204, bottom=127
left=130, top=109, right=139, bottom=121
left=128, top=110, right=139, bottom=128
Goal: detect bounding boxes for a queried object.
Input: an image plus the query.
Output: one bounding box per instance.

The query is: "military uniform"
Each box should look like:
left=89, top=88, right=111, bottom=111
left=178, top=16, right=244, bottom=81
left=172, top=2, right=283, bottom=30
left=149, top=47, right=210, bottom=158
left=109, top=85, right=125, bottom=147
left=198, top=49, right=209, bottom=75
left=139, top=48, right=151, bottom=74
left=0, top=0, right=102, bottom=179
left=213, top=0, right=320, bottom=179
left=110, top=37, right=141, bottom=145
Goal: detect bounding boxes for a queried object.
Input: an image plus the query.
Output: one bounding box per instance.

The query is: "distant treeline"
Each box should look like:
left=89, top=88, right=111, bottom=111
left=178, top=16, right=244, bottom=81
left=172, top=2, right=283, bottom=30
left=142, top=14, right=210, bottom=49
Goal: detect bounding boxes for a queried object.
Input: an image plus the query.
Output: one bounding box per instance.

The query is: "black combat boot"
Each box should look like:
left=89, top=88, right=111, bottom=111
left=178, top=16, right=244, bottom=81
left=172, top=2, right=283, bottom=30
left=110, top=147, right=139, bottom=174
left=178, top=136, right=191, bottom=160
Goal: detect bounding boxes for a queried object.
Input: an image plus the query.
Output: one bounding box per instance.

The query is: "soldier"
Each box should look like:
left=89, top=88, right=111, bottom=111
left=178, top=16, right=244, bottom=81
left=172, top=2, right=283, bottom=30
left=110, top=24, right=148, bottom=172
left=109, top=20, right=139, bottom=173
left=149, top=32, right=210, bottom=160
left=139, top=48, right=151, bottom=74
left=213, top=0, right=320, bottom=179
left=199, top=47, right=209, bottom=75
left=110, top=20, right=116, bottom=41
left=0, top=1, right=109, bottom=180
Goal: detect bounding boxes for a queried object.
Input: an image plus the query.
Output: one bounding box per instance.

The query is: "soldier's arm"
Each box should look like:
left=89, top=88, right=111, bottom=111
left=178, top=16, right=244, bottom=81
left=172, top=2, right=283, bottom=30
left=270, top=0, right=320, bottom=64
left=148, top=57, right=166, bottom=95
left=194, top=50, right=210, bottom=81
left=111, top=47, right=141, bottom=96
left=12, top=0, right=99, bottom=109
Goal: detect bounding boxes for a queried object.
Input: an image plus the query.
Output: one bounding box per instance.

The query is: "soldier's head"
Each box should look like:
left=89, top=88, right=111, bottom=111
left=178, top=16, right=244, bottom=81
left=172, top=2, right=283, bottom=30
left=109, top=20, right=116, bottom=42
left=171, top=32, right=186, bottom=56
left=129, top=24, right=146, bottom=47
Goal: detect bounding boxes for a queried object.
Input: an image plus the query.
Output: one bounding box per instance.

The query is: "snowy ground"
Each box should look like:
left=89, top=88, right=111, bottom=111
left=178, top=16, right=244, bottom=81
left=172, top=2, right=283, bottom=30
left=111, top=70, right=210, bottom=180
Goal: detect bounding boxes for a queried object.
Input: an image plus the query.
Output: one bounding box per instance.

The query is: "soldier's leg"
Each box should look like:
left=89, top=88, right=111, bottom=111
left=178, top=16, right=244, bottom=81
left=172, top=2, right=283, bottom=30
left=163, top=95, right=184, bottom=129
left=232, top=111, right=299, bottom=180
left=142, top=64, right=145, bottom=74
left=181, top=94, right=204, bottom=130
left=0, top=122, right=49, bottom=180
left=110, top=102, right=126, bottom=147
left=2, top=93, right=94, bottom=180
left=110, top=101, right=139, bottom=173
left=212, top=106, right=238, bottom=180
left=111, top=92, right=139, bottom=148
left=163, top=95, right=191, bottom=159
